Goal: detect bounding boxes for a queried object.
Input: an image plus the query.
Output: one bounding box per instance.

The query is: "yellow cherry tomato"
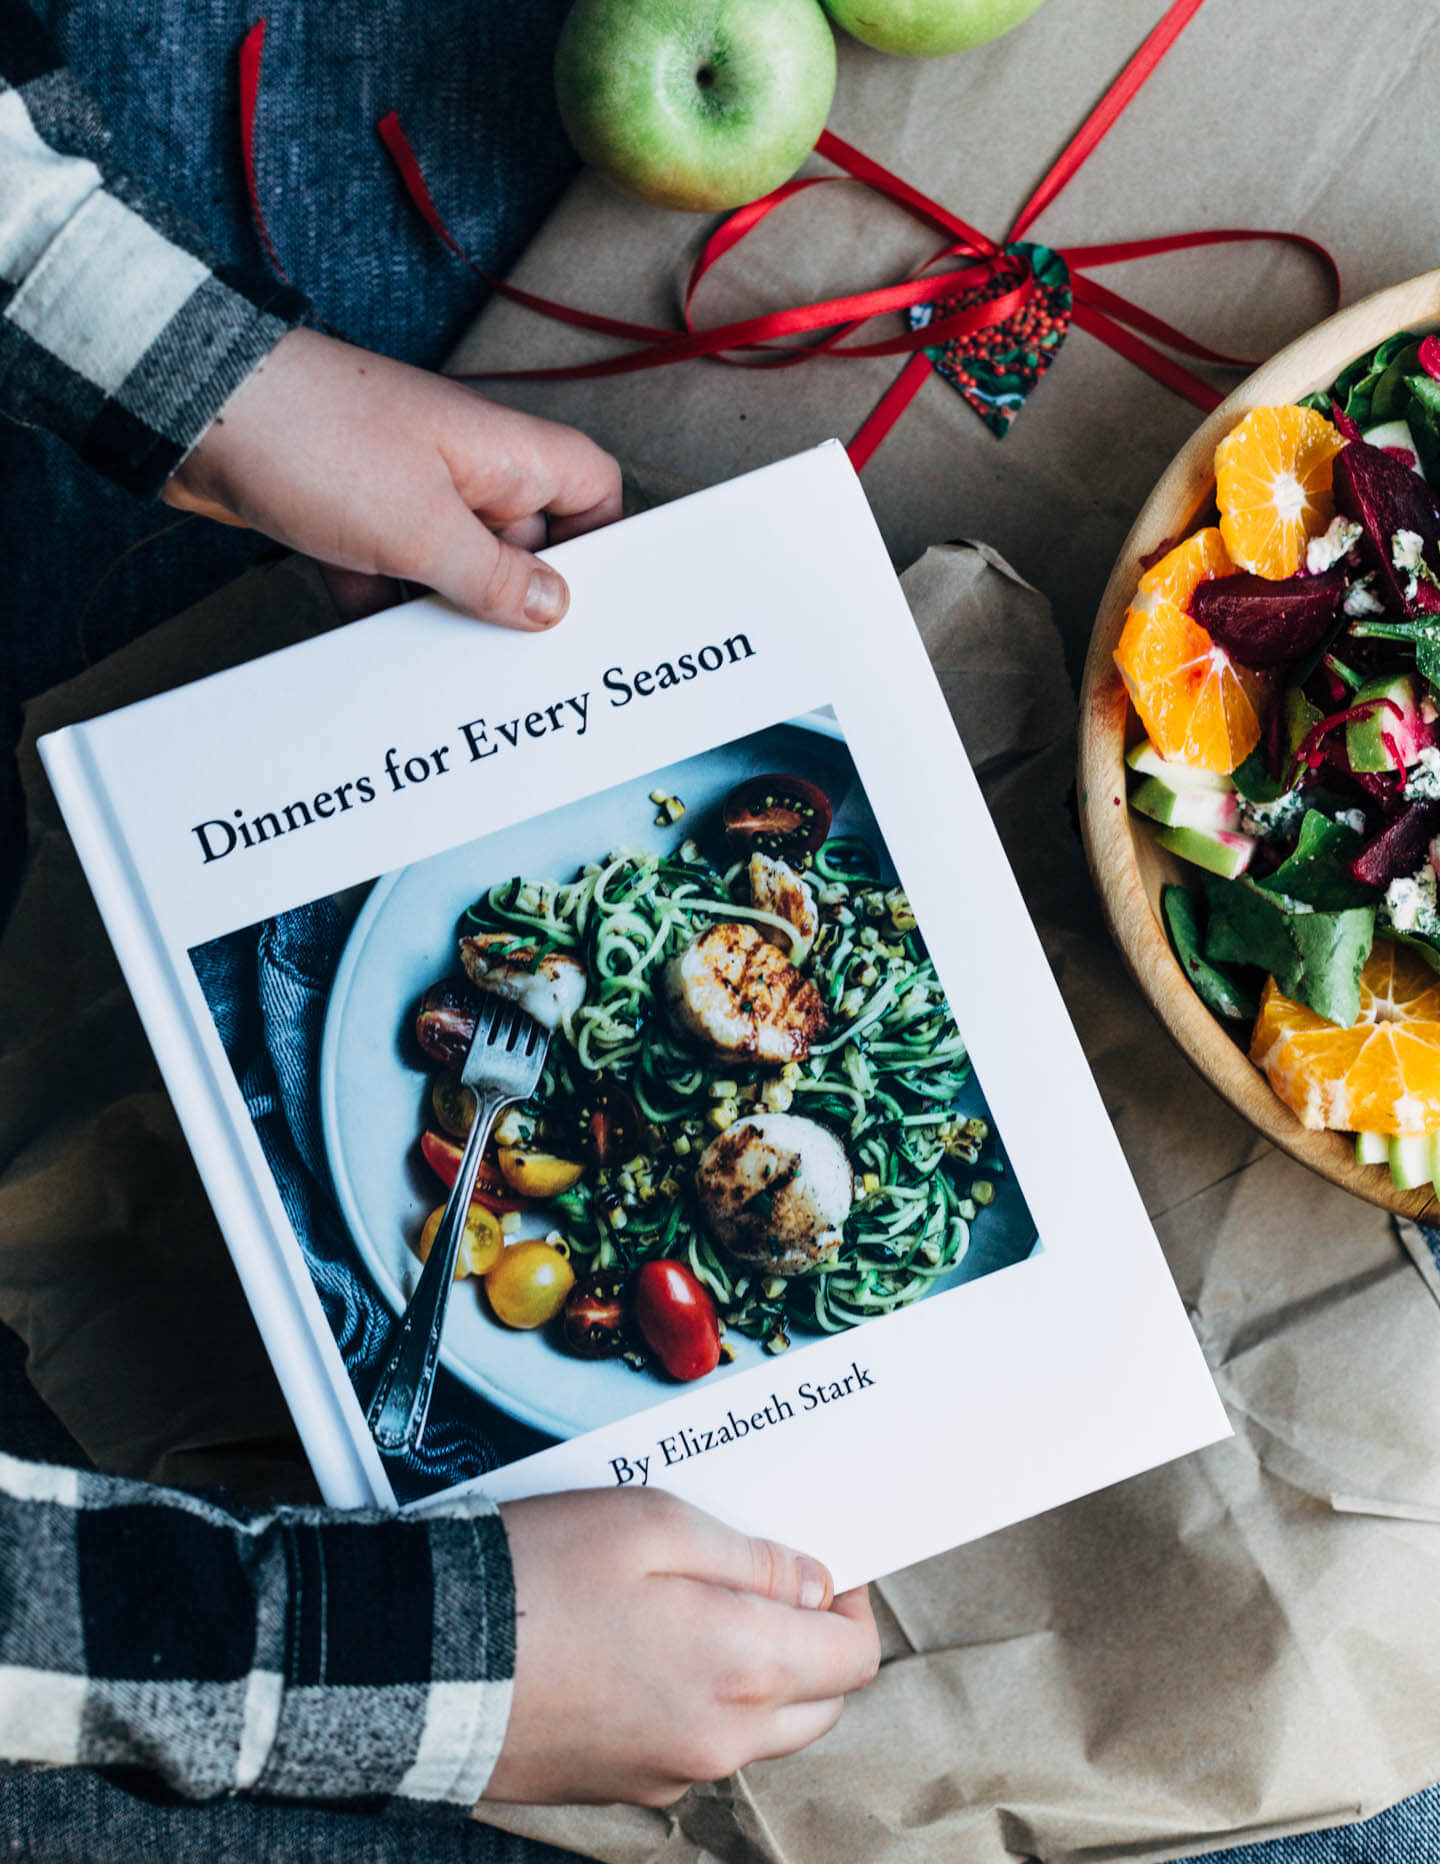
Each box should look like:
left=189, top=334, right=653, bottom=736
left=496, top=1147, right=586, bottom=1199
left=416, top=1203, right=503, bottom=1279
left=484, top=1240, right=575, bottom=1329
left=431, top=1076, right=477, bottom=1140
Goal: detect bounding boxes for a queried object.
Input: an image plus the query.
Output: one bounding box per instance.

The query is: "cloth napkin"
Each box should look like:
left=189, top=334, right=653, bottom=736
left=190, top=900, right=532, bottom=1499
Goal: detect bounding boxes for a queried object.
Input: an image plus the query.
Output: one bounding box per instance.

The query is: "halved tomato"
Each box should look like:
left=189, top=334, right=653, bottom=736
left=722, top=775, right=832, bottom=859
left=570, top=1079, right=642, bottom=1166
left=420, top=1128, right=529, bottom=1212
left=497, top=1147, right=586, bottom=1198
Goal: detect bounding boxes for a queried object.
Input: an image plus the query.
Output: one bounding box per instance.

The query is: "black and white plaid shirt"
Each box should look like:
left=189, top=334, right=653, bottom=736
left=0, top=0, right=305, bottom=496
left=1, top=4, right=518, bottom=1807
left=0, top=1450, right=516, bottom=1805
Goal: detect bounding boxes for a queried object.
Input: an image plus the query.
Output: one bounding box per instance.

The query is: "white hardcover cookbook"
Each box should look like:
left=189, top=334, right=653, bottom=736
left=39, top=442, right=1227, bottom=1590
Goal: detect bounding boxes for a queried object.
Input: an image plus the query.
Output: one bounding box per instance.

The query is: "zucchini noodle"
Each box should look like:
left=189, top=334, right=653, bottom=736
left=458, top=839, right=995, bottom=1346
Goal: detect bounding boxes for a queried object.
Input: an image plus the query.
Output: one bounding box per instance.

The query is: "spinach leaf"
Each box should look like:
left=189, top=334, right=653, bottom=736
left=1284, top=908, right=1374, bottom=1027
left=1161, top=884, right=1258, bottom=1022
left=1252, top=809, right=1373, bottom=910
left=1230, top=745, right=1287, bottom=804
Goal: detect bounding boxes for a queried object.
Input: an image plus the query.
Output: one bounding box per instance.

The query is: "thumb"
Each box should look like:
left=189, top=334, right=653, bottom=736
left=415, top=501, right=570, bottom=631
left=681, top=1514, right=835, bottom=1612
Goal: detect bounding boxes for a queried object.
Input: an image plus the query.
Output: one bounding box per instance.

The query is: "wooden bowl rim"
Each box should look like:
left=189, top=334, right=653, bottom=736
left=1077, top=269, right=1440, bottom=1221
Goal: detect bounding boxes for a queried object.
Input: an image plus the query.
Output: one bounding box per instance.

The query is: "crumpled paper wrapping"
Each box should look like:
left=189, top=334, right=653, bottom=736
left=446, top=0, right=1440, bottom=674
left=4, top=536, right=1440, bottom=1864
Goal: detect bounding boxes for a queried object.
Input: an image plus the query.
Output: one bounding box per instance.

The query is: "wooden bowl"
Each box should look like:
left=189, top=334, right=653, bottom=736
left=1078, top=270, right=1440, bottom=1219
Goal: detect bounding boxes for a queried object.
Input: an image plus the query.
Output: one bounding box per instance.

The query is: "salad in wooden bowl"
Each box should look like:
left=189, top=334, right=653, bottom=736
left=1079, top=270, right=1440, bottom=1218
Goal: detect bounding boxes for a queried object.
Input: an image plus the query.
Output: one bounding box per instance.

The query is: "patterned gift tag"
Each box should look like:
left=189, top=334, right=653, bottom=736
left=907, top=241, right=1072, bottom=437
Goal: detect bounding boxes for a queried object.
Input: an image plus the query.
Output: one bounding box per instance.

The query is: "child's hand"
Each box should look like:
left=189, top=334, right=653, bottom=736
left=488, top=1489, right=880, bottom=1807
left=163, top=328, right=621, bottom=630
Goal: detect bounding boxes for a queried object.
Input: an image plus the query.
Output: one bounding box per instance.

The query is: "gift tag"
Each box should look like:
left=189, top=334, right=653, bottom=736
left=908, top=241, right=1071, bottom=437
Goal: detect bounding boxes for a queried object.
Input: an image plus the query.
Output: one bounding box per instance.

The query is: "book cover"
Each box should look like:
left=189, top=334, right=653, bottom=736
left=39, top=442, right=1227, bottom=1590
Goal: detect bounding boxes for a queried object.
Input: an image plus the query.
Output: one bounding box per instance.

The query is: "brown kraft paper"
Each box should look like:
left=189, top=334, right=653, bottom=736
left=4, top=534, right=1440, bottom=1863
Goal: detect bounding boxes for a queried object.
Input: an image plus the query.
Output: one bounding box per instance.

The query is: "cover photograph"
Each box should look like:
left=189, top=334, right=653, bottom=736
left=186, top=710, right=1038, bottom=1505
left=39, top=442, right=1228, bottom=1588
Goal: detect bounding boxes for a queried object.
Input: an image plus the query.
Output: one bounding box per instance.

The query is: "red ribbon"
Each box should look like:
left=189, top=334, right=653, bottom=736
left=238, top=0, right=1340, bottom=471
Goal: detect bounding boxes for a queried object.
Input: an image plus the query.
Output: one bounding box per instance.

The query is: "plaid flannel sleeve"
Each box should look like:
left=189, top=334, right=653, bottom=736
left=0, top=0, right=307, bottom=498
left=0, top=1452, right=515, bottom=1807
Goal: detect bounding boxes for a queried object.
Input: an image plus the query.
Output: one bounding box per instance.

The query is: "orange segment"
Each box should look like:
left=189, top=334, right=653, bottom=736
left=1251, top=942, right=1440, bottom=1133
left=1113, top=528, right=1263, bottom=772
left=1214, top=405, right=1346, bottom=579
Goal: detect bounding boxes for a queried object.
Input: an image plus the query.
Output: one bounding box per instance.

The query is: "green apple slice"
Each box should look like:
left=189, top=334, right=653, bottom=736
left=1130, top=776, right=1240, bottom=833
left=1354, top=1130, right=1391, bottom=1166
left=1385, top=1132, right=1438, bottom=1190
left=1125, top=741, right=1234, bottom=792
left=1380, top=1130, right=1440, bottom=1191
left=1347, top=672, right=1421, bottom=773
left=1362, top=420, right=1422, bottom=473
left=1153, top=824, right=1256, bottom=879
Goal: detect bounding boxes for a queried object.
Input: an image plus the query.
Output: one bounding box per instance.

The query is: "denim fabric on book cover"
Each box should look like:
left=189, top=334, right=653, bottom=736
left=191, top=897, right=548, bottom=1502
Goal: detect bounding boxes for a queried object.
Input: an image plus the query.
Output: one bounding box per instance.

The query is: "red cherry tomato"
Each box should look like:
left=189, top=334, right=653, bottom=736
left=722, top=775, right=832, bottom=859
left=571, top=1078, right=642, bottom=1166
left=562, top=1273, right=630, bottom=1359
left=633, top=1260, right=722, bottom=1383
left=420, top=1128, right=529, bottom=1213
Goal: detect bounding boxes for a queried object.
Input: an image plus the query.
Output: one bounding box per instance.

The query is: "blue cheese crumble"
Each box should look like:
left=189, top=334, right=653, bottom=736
left=1344, top=579, right=1385, bottom=618
left=1305, top=515, right=1361, bottom=574
left=1236, top=789, right=1307, bottom=839
left=1382, top=865, right=1440, bottom=937
left=1405, top=746, right=1440, bottom=802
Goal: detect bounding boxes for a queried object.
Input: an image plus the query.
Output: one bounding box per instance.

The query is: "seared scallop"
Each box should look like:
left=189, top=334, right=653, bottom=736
left=696, top=1112, right=854, bottom=1275
left=459, top=932, right=587, bottom=1032
left=748, top=853, right=819, bottom=962
left=663, top=921, right=827, bottom=1064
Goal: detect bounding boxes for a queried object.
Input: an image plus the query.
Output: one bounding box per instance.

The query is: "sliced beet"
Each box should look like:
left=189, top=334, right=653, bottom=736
left=1348, top=799, right=1440, bottom=889
left=1332, top=439, right=1440, bottom=614
left=1188, top=569, right=1346, bottom=668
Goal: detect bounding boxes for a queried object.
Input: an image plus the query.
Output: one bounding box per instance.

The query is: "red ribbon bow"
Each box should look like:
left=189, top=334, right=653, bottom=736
left=239, top=0, right=1340, bottom=471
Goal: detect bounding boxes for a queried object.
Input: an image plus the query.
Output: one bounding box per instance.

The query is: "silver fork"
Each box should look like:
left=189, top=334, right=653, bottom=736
left=367, top=994, right=549, bottom=1456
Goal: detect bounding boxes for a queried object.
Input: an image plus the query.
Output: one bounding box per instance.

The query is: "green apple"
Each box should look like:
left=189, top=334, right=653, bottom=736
left=822, top=0, right=1048, bottom=57
left=554, top=0, right=838, bottom=213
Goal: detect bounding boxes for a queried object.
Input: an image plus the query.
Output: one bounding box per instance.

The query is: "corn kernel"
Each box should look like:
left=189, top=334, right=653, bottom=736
left=706, top=1103, right=738, bottom=1132
left=861, top=1171, right=881, bottom=1196
left=971, top=1179, right=995, bottom=1206
left=709, top=1079, right=739, bottom=1099
left=760, top=1080, right=793, bottom=1113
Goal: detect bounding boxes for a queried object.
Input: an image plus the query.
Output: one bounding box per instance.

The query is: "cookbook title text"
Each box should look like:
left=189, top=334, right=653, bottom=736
left=188, top=635, right=756, bottom=866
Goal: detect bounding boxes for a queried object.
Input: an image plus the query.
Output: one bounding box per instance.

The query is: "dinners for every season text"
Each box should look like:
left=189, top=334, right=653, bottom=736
left=187, top=636, right=756, bottom=866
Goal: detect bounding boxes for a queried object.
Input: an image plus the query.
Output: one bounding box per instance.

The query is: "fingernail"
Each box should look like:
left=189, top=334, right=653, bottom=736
left=524, top=566, right=567, bottom=626
left=798, top=1560, right=829, bottom=1610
